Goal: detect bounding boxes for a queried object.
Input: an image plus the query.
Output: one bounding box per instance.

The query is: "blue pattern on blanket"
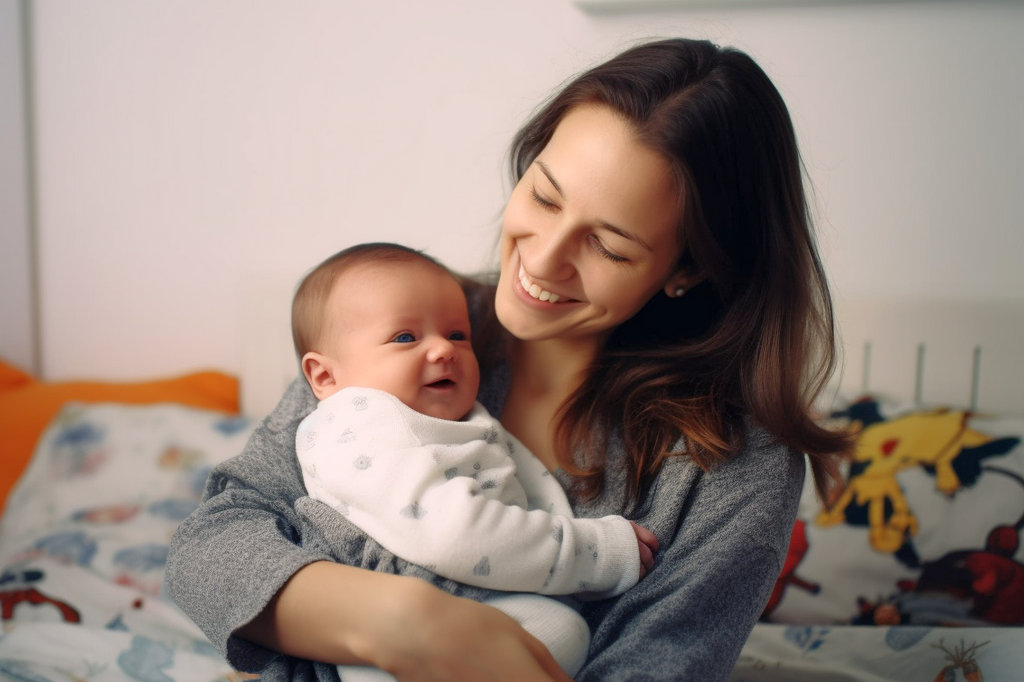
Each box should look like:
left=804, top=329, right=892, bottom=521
left=148, top=498, right=201, bottom=521
left=118, top=635, right=176, bottom=682
left=783, top=626, right=829, bottom=653
left=0, top=660, right=53, bottom=682
left=114, top=544, right=169, bottom=573
left=34, top=531, right=97, bottom=566
left=883, top=625, right=930, bottom=650
left=0, top=402, right=257, bottom=681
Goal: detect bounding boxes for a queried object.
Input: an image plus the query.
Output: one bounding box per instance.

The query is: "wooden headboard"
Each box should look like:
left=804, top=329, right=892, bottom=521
left=833, top=296, right=1024, bottom=415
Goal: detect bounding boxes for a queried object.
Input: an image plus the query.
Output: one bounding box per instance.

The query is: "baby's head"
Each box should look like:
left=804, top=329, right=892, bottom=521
left=292, top=243, right=480, bottom=421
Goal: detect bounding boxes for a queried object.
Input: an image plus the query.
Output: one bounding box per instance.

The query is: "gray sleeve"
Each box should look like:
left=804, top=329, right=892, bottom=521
left=573, top=427, right=805, bottom=682
left=166, top=375, right=328, bottom=674
left=165, top=376, right=498, bottom=678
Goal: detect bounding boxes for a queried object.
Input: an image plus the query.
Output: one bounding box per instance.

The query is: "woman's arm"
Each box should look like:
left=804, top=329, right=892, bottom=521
left=166, top=377, right=569, bottom=680
left=572, top=426, right=805, bottom=682
left=239, top=561, right=571, bottom=681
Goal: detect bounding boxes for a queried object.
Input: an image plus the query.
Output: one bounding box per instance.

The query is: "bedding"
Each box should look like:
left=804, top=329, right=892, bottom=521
left=0, top=359, right=238, bottom=511
left=0, top=399, right=254, bottom=681
left=735, top=393, right=1024, bottom=680
left=732, top=623, right=1015, bottom=681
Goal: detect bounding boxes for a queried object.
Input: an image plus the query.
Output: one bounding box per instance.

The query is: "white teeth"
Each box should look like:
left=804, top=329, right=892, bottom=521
left=518, top=266, right=560, bottom=303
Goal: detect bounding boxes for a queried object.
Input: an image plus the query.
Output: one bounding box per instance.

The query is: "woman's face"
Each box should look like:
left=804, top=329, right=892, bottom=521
left=496, top=103, right=685, bottom=349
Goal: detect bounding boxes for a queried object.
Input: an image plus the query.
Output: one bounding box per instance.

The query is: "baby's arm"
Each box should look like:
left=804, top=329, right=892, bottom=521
left=411, top=473, right=647, bottom=597
left=297, top=390, right=652, bottom=597
left=306, top=444, right=647, bottom=596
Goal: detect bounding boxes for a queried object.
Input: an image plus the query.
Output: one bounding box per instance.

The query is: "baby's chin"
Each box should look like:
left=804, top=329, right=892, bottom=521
left=414, top=393, right=476, bottom=422
left=420, top=404, right=475, bottom=422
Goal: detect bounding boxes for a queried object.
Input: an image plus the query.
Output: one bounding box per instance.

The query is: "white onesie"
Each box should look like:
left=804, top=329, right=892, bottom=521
left=295, top=386, right=640, bottom=678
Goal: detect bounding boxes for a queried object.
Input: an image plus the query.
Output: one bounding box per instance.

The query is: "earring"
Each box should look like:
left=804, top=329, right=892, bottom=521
left=672, top=286, right=686, bottom=298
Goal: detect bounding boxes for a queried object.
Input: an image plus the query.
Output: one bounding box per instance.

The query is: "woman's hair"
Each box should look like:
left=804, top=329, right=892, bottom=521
left=291, top=242, right=450, bottom=359
left=504, top=38, right=851, bottom=503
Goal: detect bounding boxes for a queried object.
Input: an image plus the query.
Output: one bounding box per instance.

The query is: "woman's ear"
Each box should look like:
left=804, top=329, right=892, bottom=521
left=663, top=270, right=701, bottom=299
left=301, top=352, right=338, bottom=401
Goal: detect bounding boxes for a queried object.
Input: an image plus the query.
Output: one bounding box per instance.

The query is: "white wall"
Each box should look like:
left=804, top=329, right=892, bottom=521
left=12, top=0, right=1023, bottom=381
left=0, top=0, right=36, bottom=374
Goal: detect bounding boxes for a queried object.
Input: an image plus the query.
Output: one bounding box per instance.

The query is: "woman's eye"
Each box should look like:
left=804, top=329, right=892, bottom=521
left=588, top=235, right=629, bottom=264
left=529, top=187, right=558, bottom=211
left=392, top=333, right=416, bottom=343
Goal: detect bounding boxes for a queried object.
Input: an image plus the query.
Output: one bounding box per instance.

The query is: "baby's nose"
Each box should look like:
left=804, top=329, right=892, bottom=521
left=426, top=338, right=456, bottom=362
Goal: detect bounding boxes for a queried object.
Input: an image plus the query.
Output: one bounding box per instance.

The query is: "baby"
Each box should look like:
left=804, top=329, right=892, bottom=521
left=291, top=242, right=656, bottom=679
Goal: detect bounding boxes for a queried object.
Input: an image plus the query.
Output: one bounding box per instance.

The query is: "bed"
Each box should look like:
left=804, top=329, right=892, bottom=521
left=0, top=364, right=253, bottom=681
left=0, top=295, right=1022, bottom=681
left=732, top=297, right=1024, bottom=681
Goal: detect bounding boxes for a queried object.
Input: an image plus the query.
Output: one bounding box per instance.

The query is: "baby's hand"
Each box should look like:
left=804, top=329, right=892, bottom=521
left=629, top=521, right=659, bottom=579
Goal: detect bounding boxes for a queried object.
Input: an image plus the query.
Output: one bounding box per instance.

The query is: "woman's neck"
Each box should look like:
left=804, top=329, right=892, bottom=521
left=500, top=337, right=597, bottom=471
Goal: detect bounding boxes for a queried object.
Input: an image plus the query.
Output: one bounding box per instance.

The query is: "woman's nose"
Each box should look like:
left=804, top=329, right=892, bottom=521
left=528, top=223, right=576, bottom=281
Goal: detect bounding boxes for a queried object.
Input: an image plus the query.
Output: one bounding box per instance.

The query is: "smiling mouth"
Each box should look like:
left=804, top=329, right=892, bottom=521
left=518, top=265, right=569, bottom=303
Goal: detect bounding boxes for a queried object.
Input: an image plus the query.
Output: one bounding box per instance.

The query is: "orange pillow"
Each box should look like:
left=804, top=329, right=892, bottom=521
left=0, top=358, right=239, bottom=510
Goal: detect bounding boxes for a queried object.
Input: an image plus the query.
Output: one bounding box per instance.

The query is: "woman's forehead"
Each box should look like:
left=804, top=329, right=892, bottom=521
left=537, top=103, right=683, bottom=246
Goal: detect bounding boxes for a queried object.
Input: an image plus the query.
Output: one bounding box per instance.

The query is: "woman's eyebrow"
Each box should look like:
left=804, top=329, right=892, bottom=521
left=598, top=220, right=653, bottom=251
left=535, top=160, right=653, bottom=252
left=532, top=160, right=651, bottom=250
left=535, top=160, right=565, bottom=197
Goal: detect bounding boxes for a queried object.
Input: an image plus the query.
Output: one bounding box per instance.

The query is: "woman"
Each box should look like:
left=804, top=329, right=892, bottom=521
left=167, top=37, right=849, bottom=681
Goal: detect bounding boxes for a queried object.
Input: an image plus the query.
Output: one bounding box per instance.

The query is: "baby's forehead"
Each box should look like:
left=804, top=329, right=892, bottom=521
left=339, top=256, right=453, bottom=286
left=328, top=258, right=469, bottom=319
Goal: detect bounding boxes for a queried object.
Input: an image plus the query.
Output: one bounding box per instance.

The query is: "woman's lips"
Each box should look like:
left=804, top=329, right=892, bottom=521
left=517, top=265, right=576, bottom=304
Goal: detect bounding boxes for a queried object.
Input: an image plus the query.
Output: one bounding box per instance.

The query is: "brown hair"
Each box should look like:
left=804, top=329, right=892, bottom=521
left=291, top=243, right=450, bottom=359
left=506, top=38, right=851, bottom=503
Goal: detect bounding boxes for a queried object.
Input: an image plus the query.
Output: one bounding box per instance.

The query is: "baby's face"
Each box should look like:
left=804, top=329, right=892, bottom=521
left=321, top=260, right=480, bottom=421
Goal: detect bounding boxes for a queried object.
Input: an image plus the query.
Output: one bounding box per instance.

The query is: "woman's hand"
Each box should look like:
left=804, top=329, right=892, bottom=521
left=374, top=576, right=573, bottom=682
left=238, top=561, right=572, bottom=681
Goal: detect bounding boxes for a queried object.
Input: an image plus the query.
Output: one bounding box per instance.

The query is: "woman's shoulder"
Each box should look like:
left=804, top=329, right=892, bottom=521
left=265, top=374, right=319, bottom=431
left=206, top=376, right=314, bottom=498
left=663, top=418, right=804, bottom=486
left=635, top=420, right=804, bottom=552
left=733, top=418, right=806, bottom=481
left=576, top=418, right=804, bottom=517
left=648, top=420, right=804, bottom=514
left=687, top=419, right=806, bottom=505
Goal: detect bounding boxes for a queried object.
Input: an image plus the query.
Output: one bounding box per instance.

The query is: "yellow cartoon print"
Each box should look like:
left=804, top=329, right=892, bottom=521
left=818, top=407, right=996, bottom=553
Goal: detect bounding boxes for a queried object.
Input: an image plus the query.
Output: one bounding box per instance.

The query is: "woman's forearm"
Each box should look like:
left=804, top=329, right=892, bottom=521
left=235, top=560, right=403, bottom=666
left=236, top=560, right=572, bottom=682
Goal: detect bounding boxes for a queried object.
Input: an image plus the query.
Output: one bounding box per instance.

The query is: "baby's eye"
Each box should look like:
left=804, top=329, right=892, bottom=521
left=392, top=332, right=416, bottom=343
left=449, top=331, right=468, bottom=341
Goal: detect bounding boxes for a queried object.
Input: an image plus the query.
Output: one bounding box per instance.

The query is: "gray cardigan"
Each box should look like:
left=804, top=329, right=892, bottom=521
left=167, top=371, right=803, bottom=681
